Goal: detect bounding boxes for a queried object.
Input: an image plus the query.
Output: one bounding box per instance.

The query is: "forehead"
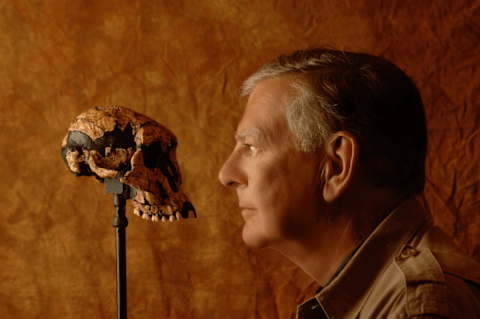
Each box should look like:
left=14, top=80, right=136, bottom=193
left=237, top=77, right=295, bottom=142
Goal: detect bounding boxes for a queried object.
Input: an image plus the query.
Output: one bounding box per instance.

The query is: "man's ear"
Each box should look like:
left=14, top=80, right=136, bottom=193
left=322, top=131, right=359, bottom=203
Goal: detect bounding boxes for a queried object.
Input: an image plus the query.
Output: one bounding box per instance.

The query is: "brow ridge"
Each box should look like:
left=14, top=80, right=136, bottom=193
left=236, top=127, right=269, bottom=143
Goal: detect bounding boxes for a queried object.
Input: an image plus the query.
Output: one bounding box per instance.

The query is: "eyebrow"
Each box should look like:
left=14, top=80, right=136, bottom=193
left=236, top=127, right=269, bottom=144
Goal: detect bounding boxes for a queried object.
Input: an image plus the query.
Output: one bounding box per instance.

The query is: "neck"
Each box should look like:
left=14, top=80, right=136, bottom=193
left=271, top=189, right=409, bottom=286
left=272, top=211, right=362, bottom=286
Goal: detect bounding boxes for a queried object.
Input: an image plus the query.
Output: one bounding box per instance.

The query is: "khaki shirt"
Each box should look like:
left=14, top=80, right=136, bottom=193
left=296, top=196, right=480, bottom=319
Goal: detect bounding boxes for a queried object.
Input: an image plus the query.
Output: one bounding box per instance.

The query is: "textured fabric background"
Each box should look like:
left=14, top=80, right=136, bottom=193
left=0, top=0, right=479, bottom=318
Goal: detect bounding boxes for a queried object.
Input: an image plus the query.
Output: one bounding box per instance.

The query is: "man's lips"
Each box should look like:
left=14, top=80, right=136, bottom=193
left=240, top=207, right=254, bottom=219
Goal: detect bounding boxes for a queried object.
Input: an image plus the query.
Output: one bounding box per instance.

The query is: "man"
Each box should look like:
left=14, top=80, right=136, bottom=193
left=218, top=49, right=480, bottom=318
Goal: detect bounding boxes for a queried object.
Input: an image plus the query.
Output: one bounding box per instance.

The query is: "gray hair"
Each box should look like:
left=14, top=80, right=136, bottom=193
left=242, top=66, right=343, bottom=153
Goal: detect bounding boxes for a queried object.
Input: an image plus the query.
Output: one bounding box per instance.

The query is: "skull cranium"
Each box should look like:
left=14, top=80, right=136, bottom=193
left=61, top=105, right=196, bottom=222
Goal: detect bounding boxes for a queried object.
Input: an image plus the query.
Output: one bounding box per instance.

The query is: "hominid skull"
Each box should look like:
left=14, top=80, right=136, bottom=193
left=61, top=105, right=196, bottom=222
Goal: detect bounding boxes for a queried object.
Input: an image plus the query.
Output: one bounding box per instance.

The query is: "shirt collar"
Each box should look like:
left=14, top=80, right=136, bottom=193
left=299, top=196, right=428, bottom=319
left=315, top=235, right=366, bottom=295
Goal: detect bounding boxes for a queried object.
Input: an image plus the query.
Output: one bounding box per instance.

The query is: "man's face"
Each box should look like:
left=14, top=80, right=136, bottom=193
left=218, top=77, right=324, bottom=249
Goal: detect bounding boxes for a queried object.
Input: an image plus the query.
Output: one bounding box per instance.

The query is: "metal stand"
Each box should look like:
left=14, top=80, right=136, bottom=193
left=106, top=177, right=129, bottom=319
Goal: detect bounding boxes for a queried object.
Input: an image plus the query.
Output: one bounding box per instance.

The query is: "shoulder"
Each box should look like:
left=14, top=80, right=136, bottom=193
left=360, top=242, right=480, bottom=319
left=333, top=197, right=480, bottom=319
left=391, top=243, right=480, bottom=318
left=393, top=245, right=450, bottom=317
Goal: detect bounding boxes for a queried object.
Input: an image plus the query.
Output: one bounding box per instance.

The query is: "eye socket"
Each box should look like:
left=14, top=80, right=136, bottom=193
left=143, top=142, right=162, bottom=171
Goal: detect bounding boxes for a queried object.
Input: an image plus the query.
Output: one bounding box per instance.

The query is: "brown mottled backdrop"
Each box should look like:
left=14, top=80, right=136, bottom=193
left=0, top=0, right=479, bottom=318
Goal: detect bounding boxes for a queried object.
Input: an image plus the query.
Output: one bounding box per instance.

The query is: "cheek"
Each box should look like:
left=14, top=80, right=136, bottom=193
left=244, top=150, right=324, bottom=243
left=251, top=160, right=284, bottom=201
left=251, top=159, right=299, bottom=221
left=273, top=156, right=320, bottom=214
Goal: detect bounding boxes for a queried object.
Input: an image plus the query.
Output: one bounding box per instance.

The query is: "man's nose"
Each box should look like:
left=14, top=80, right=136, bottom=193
left=218, top=152, right=241, bottom=188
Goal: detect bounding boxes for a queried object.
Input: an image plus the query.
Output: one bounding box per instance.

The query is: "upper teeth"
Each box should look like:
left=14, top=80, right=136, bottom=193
left=175, top=212, right=182, bottom=220
left=132, top=200, right=186, bottom=222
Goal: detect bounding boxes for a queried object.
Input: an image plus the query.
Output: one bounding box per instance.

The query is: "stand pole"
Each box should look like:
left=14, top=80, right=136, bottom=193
left=113, top=193, right=128, bottom=319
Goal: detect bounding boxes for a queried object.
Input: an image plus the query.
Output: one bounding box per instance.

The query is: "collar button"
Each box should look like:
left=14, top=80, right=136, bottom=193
left=400, top=246, right=418, bottom=259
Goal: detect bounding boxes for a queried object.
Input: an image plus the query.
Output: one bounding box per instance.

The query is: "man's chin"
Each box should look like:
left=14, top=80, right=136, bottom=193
left=242, top=226, right=269, bottom=249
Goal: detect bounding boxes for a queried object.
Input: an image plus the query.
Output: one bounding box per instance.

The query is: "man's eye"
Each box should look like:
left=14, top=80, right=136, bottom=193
left=243, top=144, right=258, bottom=154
